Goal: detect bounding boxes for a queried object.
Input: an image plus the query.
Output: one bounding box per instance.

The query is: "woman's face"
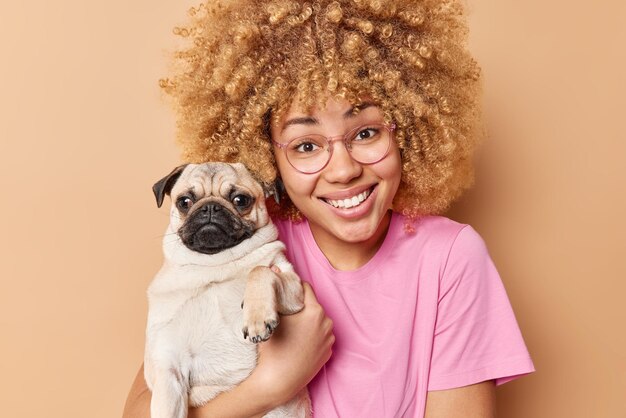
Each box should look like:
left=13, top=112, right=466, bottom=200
left=271, top=97, right=402, bottom=247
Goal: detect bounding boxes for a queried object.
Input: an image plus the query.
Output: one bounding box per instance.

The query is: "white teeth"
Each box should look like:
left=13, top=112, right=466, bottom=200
left=324, top=188, right=372, bottom=209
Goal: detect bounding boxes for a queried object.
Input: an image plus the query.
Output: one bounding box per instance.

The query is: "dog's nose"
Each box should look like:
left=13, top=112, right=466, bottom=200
left=201, top=203, right=222, bottom=214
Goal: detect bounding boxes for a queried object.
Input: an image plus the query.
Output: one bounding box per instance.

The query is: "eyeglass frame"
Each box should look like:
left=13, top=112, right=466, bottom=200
left=271, top=122, right=397, bottom=174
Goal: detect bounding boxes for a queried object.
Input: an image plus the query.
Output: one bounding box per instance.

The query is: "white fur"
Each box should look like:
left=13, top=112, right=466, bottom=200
left=145, top=221, right=310, bottom=418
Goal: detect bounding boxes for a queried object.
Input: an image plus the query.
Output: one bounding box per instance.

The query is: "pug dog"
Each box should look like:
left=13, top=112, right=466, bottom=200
left=144, top=162, right=311, bottom=418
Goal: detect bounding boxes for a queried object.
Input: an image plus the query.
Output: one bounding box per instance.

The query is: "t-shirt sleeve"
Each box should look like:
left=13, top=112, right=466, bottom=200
left=427, top=225, right=535, bottom=391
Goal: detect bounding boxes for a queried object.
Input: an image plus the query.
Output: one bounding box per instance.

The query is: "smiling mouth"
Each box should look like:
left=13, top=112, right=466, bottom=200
left=320, top=186, right=376, bottom=209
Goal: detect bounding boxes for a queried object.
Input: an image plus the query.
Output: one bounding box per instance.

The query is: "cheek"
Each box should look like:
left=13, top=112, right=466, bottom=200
left=378, top=149, right=403, bottom=196
left=248, top=205, right=265, bottom=227
left=170, top=206, right=182, bottom=224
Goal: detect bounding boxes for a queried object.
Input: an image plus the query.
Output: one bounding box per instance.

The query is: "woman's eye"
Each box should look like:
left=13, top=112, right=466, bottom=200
left=354, top=128, right=379, bottom=141
left=176, top=196, right=193, bottom=211
left=294, top=141, right=320, bottom=153
left=232, top=194, right=251, bottom=208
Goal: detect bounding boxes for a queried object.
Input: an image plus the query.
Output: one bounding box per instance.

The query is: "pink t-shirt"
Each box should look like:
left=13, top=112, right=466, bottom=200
left=275, top=213, right=534, bottom=418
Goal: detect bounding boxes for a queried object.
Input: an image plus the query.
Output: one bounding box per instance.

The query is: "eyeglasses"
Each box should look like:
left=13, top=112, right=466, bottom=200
left=272, top=123, right=396, bottom=174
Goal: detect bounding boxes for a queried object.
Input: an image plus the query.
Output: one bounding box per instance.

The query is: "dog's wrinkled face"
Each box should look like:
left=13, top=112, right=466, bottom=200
left=153, top=163, right=270, bottom=255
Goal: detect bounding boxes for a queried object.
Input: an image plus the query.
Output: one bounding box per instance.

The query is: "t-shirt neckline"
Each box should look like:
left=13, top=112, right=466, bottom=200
left=299, top=211, right=401, bottom=282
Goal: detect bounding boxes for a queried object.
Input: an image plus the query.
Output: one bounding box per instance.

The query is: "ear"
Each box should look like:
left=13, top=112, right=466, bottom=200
left=152, top=164, right=189, bottom=208
left=263, top=182, right=277, bottom=204
left=263, top=177, right=284, bottom=205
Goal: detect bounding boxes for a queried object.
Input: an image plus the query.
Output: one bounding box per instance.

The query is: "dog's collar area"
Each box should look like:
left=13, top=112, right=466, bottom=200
left=163, top=222, right=280, bottom=268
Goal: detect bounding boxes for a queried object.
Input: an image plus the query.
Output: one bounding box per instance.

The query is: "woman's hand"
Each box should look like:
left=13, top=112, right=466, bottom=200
left=251, top=280, right=335, bottom=405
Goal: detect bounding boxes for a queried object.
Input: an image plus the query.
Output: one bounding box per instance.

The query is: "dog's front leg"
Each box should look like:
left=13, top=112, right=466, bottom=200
left=242, top=256, right=305, bottom=343
left=151, top=366, right=189, bottom=418
left=242, top=266, right=279, bottom=343
left=270, top=253, right=305, bottom=315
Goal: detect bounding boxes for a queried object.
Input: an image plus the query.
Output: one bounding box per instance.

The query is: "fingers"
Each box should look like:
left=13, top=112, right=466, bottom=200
left=302, top=282, right=317, bottom=304
left=269, top=265, right=315, bottom=305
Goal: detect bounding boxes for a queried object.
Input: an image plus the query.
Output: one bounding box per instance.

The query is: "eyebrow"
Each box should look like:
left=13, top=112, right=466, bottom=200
left=346, top=102, right=375, bottom=117
left=282, top=116, right=318, bottom=131
left=281, top=102, right=376, bottom=132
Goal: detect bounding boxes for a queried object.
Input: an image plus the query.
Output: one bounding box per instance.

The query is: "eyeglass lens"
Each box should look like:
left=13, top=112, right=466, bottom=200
left=285, top=124, right=391, bottom=174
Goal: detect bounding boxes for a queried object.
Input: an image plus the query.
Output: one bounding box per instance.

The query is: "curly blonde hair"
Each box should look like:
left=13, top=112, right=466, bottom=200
left=161, top=0, right=481, bottom=220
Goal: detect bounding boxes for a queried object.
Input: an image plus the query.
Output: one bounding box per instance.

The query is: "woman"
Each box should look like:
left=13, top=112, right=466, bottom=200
left=124, top=1, right=534, bottom=416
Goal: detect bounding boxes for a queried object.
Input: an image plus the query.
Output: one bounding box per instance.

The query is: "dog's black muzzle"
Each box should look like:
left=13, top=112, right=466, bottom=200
left=179, top=202, right=255, bottom=254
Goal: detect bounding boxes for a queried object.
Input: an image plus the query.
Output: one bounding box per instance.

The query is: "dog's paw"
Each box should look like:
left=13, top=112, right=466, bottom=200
left=242, top=317, right=279, bottom=343
left=242, top=266, right=280, bottom=343
left=242, top=301, right=279, bottom=343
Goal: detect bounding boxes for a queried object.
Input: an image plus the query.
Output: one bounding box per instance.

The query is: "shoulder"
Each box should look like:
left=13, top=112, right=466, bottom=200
left=418, top=218, right=505, bottom=305
left=406, top=214, right=487, bottom=252
left=390, top=214, right=495, bottom=284
left=410, top=214, right=468, bottom=238
left=272, top=216, right=304, bottom=244
left=271, top=217, right=311, bottom=266
left=393, top=214, right=476, bottom=256
left=271, top=216, right=293, bottom=233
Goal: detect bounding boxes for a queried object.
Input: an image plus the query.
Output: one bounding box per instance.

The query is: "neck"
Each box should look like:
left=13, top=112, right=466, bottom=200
left=163, top=222, right=279, bottom=266
left=309, top=211, right=392, bottom=271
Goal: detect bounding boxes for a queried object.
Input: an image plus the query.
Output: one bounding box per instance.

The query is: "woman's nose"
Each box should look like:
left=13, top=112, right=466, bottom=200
left=322, top=140, right=362, bottom=183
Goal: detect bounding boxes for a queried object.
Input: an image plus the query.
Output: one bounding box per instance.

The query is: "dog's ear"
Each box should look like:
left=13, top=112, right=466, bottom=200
left=153, top=164, right=188, bottom=208
left=263, top=177, right=284, bottom=205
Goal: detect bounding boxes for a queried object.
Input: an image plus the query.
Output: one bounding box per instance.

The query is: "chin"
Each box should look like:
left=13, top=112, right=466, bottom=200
left=328, top=213, right=390, bottom=243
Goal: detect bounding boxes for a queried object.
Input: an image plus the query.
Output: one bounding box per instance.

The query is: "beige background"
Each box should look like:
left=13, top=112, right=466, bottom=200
left=1, top=0, right=624, bottom=417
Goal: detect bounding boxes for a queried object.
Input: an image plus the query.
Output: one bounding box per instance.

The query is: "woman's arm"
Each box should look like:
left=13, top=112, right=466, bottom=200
left=122, top=283, right=334, bottom=418
left=122, top=363, right=272, bottom=418
left=122, top=364, right=151, bottom=418
left=424, top=380, right=496, bottom=418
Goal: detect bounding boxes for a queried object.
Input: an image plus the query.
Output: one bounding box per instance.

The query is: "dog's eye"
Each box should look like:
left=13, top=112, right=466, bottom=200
left=232, top=194, right=251, bottom=209
left=176, top=196, right=194, bottom=212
